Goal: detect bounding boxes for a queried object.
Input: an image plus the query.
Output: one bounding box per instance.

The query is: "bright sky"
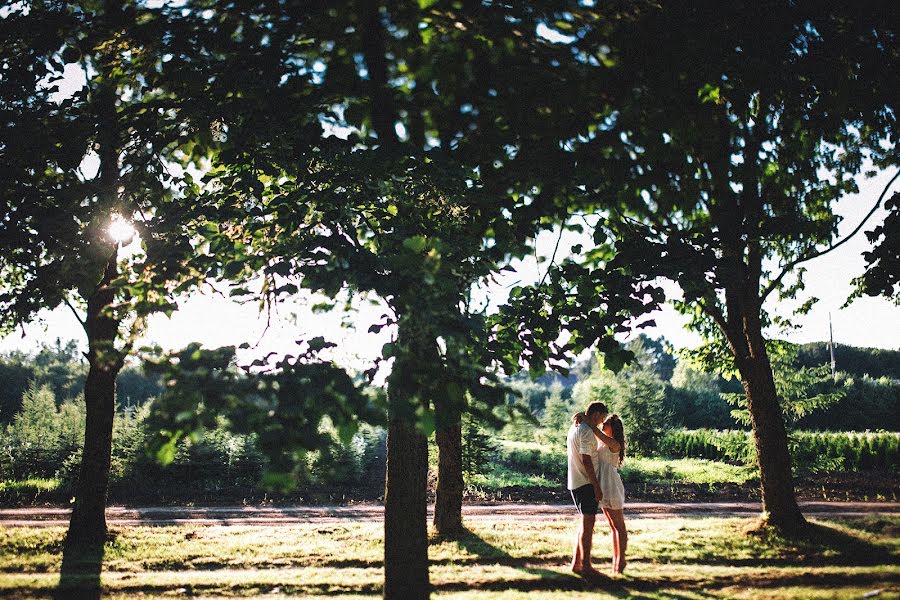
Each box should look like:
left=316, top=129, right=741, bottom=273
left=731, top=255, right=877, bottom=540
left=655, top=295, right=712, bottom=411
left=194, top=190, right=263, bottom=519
left=1, top=57, right=897, bottom=371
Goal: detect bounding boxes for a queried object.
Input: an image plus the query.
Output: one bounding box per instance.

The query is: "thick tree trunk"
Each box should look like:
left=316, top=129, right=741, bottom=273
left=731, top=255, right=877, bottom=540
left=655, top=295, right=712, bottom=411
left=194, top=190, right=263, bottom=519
left=433, top=417, right=464, bottom=535
left=65, top=252, right=122, bottom=549
left=383, top=317, right=432, bottom=600
left=738, top=328, right=806, bottom=533
left=383, top=417, right=429, bottom=600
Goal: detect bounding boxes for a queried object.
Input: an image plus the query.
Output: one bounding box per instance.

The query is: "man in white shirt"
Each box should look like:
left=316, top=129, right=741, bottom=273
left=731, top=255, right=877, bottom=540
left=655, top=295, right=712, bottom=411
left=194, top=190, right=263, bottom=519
left=567, top=401, right=608, bottom=577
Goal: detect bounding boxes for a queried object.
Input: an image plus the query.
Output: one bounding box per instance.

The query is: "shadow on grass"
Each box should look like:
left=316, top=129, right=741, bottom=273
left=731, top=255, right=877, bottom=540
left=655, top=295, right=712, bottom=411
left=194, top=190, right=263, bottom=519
left=432, top=526, right=637, bottom=596
left=53, top=537, right=104, bottom=600
left=727, top=519, right=896, bottom=567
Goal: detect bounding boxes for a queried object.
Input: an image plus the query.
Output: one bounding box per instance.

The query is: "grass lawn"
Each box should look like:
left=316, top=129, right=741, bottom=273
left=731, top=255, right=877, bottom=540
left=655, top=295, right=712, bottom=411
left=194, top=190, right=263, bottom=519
left=1, top=515, right=897, bottom=599
left=468, top=440, right=759, bottom=501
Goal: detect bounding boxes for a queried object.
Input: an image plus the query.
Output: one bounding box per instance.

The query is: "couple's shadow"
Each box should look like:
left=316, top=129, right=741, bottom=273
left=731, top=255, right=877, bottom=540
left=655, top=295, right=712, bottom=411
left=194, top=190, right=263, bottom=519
left=436, top=526, right=631, bottom=595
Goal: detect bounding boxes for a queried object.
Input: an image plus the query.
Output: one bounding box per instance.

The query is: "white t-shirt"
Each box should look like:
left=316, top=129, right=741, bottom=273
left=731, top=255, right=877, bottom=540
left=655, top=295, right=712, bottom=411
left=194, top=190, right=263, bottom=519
left=567, top=422, right=601, bottom=490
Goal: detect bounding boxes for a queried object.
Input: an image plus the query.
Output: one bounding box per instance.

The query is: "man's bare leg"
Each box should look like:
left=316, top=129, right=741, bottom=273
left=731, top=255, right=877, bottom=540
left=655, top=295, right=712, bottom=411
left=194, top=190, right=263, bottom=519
left=577, top=514, right=603, bottom=577
left=570, top=518, right=584, bottom=572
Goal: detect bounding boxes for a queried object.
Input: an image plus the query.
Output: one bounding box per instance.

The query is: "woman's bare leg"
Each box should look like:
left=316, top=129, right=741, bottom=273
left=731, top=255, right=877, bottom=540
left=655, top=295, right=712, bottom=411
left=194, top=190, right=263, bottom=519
left=606, top=509, right=628, bottom=573
left=602, top=508, right=617, bottom=572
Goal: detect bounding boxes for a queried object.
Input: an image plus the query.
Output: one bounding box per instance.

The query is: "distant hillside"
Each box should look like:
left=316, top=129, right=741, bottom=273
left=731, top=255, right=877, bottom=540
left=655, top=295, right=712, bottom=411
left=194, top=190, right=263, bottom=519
left=796, top=343, right=900, bottom=380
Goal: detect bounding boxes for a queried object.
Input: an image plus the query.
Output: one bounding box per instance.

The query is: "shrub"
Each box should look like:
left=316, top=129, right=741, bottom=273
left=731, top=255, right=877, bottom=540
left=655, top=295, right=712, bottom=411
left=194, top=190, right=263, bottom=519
left=461, top=414, right=498, bottom=478
left=661, top=428, right=899, bottom=473
left=0, top=384, right=84, bottom=480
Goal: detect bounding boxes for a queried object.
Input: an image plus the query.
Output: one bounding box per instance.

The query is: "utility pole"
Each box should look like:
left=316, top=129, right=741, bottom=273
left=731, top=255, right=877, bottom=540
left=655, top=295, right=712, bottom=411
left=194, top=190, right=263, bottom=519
left=828, top=312, right=836, bottom=378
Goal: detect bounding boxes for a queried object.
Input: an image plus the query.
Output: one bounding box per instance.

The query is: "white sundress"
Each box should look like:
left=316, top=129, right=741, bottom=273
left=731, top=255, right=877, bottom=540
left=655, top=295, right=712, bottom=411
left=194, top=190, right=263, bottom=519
left=596, top=443, right=625, bottom=510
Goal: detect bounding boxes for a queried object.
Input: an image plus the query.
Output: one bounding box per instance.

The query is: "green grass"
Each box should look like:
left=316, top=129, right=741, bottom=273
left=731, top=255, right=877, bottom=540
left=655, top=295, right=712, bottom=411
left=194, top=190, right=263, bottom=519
left=1, top=515, right=897, bottom=598
left=620, top=456, right=757, bottom=486
left=0, top=479, right=60, bottom=494
left=488, top=439, right=757, bottom=493
left=466, top=464, right=559, bottom=490
left=0, top=479, right=62, bottom=505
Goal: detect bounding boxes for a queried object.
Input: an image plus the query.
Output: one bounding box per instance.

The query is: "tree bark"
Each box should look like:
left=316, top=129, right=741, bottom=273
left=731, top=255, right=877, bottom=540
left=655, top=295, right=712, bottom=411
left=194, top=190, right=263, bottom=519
left=714, top=288, right=806, bottom=533
left=383, top=417, right=429, bottom=600
left=65, top=74, right=123, bottom=549
left=737, top=320, right=806, bottom=533
left=383, top=316, right=432, bottom=600
left=433, top=416, right=464, bottom=535
left=704, top=164, right=806, bottom=534
left=65, top=252, right=122, bottom=549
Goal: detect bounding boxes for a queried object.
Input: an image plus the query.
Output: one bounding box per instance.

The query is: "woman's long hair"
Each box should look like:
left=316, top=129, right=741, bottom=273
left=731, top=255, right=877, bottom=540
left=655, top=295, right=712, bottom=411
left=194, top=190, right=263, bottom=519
left=605, top=415, right=626, bottom=466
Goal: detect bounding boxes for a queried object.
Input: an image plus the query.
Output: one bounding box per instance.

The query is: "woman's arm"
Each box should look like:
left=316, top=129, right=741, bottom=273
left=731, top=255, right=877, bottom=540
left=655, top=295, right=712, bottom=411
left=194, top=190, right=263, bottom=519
left=572, top=412, right=621, bottom=453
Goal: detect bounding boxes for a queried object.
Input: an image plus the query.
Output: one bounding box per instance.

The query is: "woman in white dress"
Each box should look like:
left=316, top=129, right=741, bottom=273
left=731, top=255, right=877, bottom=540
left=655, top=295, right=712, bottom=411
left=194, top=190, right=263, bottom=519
left=575, top=413, right=628, bottom=574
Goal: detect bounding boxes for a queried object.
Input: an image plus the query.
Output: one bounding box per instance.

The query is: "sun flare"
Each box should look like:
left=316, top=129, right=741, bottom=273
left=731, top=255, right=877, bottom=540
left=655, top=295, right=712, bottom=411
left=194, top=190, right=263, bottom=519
left=108, top=215, right=137, bottom=244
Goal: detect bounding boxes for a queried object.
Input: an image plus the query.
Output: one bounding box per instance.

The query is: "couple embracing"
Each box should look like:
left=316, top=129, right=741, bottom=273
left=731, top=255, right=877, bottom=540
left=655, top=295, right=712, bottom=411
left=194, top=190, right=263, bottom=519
left=566, top=401, right=628, bottom=578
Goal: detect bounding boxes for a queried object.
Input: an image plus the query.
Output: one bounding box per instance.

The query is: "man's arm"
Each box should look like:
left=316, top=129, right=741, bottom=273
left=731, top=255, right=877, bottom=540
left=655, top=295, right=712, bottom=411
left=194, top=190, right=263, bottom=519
left=581, top=454, right=603, bottom=502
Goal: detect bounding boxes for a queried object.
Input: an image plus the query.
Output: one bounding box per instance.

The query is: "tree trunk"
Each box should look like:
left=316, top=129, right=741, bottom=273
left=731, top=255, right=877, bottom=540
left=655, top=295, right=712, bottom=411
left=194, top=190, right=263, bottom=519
left=65, top=252, right=122, bottom=549
left=383, top=417, right=429, bottom=600
left=738, top=326, right=806, bottom=533
left=383, top=316, right=432, bottom=600
left=433, top=416, right=464, bottom=535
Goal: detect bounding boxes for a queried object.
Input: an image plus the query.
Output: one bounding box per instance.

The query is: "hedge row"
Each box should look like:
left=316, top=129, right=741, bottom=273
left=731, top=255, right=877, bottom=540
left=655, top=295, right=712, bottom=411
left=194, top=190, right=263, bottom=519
left=660, top=429, right=899, bottom=472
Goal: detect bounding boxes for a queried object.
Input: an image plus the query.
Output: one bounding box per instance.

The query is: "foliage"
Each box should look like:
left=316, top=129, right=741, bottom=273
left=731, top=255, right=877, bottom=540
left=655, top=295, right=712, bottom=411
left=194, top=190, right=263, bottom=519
left=0, top=341, right=161, bottom=423
left=538, top=381, right=578, bottom=446
left=461, top=413, right=498, bottom=479
left=611, top=365, right=671, bottom=456
left=852, top=187, right=900, bottom=304
left=666, top=362, right=739, bottom=429
left=659, top=429, right=758, bottom=465
left=570, top=341, right=671, bottom=455
left=0, top=382, right=391, bottom=500
left=661, top=429, right=899, bottom=474
left=798, top=374, right=900, bottom=432
left=142, top=341, right=380, bottom=490
left=489, top=1, right=896, bottom=527
left=795, top=343, right=900, bottom=381
left=0, top=2, right=223, bottom=345
left=0, top=385, right=84, bottom=480
left=492, top=439, right=757, bottom=489
left=723, top=343, right=845, bottom=428
left=505, top=378, right=555, bottom=414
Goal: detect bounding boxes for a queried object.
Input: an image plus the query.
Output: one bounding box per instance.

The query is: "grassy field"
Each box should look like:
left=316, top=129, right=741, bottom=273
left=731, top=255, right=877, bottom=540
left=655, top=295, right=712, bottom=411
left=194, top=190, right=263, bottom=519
left=1, top=515, right=897, bottom=599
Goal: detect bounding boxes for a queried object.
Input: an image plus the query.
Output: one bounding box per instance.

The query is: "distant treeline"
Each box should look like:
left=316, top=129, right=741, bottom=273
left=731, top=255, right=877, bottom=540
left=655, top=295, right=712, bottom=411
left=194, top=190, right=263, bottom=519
left=797, top=343, right=900, bottom=380
left=504, top=336, right=899, bottom=435
left=0, top=340, right=160, bottom=423
left=0, top=337, right=897, bottom=432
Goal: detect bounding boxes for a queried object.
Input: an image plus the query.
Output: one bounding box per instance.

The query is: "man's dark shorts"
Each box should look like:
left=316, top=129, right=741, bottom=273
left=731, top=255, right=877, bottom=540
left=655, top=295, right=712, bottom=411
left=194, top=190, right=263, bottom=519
left=570, top=483, right=599, bottom=515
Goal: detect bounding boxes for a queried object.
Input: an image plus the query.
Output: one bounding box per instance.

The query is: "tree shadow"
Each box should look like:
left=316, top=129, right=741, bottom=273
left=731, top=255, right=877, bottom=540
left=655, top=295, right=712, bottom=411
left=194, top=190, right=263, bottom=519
left=434, top=526, right=633, bottom=595
left=53, top=537, right=105, bottom=600
left=736, top=519, right=896, bottom=567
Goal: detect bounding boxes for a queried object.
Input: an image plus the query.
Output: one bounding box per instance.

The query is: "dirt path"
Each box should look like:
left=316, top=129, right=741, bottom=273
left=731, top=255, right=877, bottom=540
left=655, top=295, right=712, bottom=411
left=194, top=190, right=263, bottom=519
left=1, top=501, right=897, bottom=527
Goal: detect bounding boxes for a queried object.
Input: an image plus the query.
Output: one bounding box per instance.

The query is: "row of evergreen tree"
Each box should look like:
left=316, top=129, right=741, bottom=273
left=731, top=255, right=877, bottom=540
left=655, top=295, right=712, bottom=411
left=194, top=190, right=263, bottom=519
left=2, top=335, right=896, bottom=438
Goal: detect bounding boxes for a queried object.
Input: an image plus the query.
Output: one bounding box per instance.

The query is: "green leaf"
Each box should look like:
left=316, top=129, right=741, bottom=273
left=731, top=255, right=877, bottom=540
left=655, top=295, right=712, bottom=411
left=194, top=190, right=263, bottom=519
left=156, top=436, right=179, bottom=466
left=697, top=83, right=721, bottom=104
left=604, top=349, right=634, bottom=374
left=402, top=235, right=428, bottom=253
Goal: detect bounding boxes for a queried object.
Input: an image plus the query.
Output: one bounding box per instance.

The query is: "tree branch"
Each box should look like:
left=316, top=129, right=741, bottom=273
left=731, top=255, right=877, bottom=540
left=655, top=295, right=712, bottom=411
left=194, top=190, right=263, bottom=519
left=761, top=168, right=900, bottom=301
left=64, top=296, right=87, bottom=330
left=538, top=222, right=565, bottom=287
